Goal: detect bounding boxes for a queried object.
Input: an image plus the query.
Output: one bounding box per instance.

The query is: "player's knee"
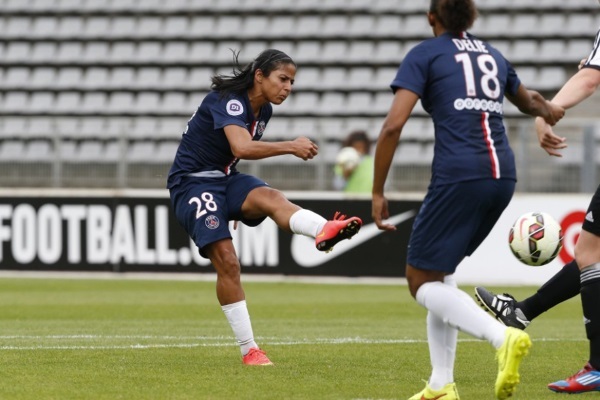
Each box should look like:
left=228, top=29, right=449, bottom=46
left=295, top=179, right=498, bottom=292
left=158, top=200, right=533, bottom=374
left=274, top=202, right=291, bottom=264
left=207, top=244, right=241, bottom=279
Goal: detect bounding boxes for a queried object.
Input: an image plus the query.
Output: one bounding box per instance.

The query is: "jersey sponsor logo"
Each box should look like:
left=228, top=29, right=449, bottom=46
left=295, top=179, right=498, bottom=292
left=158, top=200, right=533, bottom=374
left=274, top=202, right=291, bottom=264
left=205, top=215, right=220, bottom=229
left=226, top=99, right=244, bottom=116
left=454, top=98, right=503, bottom=114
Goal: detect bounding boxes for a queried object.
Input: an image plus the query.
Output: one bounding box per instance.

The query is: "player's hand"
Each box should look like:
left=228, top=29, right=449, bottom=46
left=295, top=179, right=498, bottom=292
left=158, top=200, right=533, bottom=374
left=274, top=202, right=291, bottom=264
left=292, top=137, right=319, bottom=160
left=535, top=117, right=567, bottom=157
left=233, top=220, right=239, bottom=230
left=542, top=101, right=565, bottom=126
left=372, top=193, right=396, bottom=231
left=579, top=58, right=587, bottom=70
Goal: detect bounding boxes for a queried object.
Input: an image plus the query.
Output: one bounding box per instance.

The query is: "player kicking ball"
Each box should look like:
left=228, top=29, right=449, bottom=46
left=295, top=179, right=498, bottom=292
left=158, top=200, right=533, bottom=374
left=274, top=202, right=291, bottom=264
left=167, top=48, right=361, bottom=366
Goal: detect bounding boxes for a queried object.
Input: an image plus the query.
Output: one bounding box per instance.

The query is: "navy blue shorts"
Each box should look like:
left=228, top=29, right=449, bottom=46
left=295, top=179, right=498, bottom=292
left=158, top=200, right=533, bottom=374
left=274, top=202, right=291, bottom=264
left=583, top=184, right=600, bottom=236
left=407, top=179, right=515, bottom=273
left=169, top=173, right=269, bottom=257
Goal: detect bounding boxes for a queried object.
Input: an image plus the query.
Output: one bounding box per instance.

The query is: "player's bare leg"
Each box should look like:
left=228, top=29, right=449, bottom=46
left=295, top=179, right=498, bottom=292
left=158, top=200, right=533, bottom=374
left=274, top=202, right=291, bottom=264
left=205, top=239, right=273, bottom=365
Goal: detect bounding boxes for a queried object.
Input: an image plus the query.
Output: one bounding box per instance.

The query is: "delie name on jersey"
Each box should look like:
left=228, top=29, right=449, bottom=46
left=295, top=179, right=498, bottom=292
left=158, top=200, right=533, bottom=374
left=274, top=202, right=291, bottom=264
left=452, top=38, right=488, bottom=53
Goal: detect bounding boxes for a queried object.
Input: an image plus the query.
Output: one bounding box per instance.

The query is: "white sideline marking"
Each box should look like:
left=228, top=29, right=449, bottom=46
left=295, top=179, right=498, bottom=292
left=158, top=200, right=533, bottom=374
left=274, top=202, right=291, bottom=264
left=0, top=336, right=586, bottom=351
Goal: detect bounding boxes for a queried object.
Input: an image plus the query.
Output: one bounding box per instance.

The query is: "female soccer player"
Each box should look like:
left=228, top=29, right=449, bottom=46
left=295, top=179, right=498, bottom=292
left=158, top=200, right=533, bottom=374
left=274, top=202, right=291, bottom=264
left=167, top=49, right=361, bottom=366
left=371, top=0, right=564, bottom=398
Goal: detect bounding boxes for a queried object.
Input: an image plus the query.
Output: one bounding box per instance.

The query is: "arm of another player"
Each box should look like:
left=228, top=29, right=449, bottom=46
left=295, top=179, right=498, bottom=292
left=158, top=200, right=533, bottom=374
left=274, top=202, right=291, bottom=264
left=535, top=67, right=600, bottom=157
left=224, top=124, right=318, bottom=161
left=505, top=84, right=565, bottom=126
left=372, top=88, right=419, bottom=231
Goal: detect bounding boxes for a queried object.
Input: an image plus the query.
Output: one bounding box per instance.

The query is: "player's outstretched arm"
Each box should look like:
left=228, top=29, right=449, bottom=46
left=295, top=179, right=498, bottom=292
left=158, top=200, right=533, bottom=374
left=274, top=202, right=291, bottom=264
left=533, top=67, right=600, bottom=157
left=505, top=85, right=565, bottom=126
left=225, top=125, right=318, bottom=161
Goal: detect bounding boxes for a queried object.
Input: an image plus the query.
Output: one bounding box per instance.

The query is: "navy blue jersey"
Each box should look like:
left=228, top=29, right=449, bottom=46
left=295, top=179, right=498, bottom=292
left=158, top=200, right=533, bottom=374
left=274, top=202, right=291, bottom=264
left=392, top=32, right=521, bottom=186
left=167, top=90, right=272, bottom=189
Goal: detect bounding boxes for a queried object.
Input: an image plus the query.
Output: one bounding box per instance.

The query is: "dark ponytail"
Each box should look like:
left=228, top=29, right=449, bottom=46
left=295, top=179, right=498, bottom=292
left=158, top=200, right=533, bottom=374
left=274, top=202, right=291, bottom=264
left=429, top=0, right=478, bottom=34
left=211, top=49, right=296, bottom=97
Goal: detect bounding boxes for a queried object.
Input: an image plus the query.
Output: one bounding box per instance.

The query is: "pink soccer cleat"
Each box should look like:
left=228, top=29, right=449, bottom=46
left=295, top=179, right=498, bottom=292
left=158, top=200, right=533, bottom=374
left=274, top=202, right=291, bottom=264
left=315, top=211, right=362, bottom=252
left=242, top=348, right=274, bottom=366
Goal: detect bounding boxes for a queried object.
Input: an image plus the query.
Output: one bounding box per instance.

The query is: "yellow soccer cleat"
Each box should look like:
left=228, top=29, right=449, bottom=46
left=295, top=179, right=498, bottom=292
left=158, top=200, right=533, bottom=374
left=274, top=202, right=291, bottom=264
left=495, top=327, right=532, bottom=399
left=408, top=381, right=460, bottom=400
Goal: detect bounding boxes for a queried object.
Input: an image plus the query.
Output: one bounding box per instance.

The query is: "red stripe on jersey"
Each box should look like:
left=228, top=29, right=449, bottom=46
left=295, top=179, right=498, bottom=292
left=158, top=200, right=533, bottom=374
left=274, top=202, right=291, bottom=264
left=481, top=112, right=500, bottom=179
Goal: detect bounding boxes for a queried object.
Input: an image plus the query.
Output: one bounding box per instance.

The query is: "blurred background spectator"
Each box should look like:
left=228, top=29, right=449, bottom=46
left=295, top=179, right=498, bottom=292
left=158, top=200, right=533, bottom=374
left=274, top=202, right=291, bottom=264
left=333, top=130, right=374, bottom=194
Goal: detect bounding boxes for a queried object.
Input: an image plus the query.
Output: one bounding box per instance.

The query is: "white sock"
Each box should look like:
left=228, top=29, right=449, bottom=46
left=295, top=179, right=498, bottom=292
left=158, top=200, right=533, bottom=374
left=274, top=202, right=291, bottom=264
left=427, top=275, right=458, bottom=390
left=416, top=281, right=506, bottom=349
left=289, top=209, right=327, bottom=238
left=221, top=300, right=258, bottom=355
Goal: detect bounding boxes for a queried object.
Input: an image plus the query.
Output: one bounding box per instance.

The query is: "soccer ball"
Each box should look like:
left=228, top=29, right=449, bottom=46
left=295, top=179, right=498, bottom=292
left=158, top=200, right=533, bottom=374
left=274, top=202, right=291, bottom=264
left=508, top=211, right=563, bottom=266
left=335, top=146, right=361, bottom=170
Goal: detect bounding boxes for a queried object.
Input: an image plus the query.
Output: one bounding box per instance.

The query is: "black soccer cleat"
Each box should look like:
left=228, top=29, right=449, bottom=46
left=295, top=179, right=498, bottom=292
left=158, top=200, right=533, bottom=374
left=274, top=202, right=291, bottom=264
left=474, top=287, right=530, bottom=330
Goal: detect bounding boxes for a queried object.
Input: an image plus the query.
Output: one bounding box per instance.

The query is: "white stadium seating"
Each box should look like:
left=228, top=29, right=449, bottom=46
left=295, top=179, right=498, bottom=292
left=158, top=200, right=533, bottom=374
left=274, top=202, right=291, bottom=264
left=0, top=0, right=597, bottom=189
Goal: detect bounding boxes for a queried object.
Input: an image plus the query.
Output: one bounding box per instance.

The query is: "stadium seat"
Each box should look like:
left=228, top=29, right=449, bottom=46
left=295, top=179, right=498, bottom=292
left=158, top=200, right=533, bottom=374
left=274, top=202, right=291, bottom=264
left=58, top=16, right=85, bottom=37
left=322, top=15, right=349, bottom=36
left=100, top=118, right=128, bottom=141
left=5, top=42, right=30, bottom=62
left=127, top=117, right=158, bottom=140
left=81, top=93, right=108, bottom=113
left=320, top=67, right=347, bottom=89
left=163, top=16, right=189, bottom=37
left=349, top=15, right=376, bottom=37
left=103, top=140, right=123, bottom=162
left=155, top=141, right=178, bottom=163
left=537, top=40, right=567, bottom=63
left=86, top=16, right=111, bottom=38
left=4, top=67, right=29, bottom=88
left=27, top=117, right=54, bottom=138
left=162, top=92, right=190, bottom=114
left=566, top=14, right=596, bottom=35
left=0, top=117, right=25, bottom=138
left=347, top=41, right=376, bottom=63
left=346, top=67, right=374, bottom=90
left=135, top=42, right=163, bottom=62
left=163, top=42, right=189, bottom=62
left=111, top=17, right=137, bottom=38
left=403, top=15, right=432, bottom=37
left=270, top=16, right=296, bottom=37
left=56, top=67, right=83, bottom=89
left=321, top=41, right=348, bottom=62
left=30, top=42, right=57, bottom=62
left=76, top=140, right=105, bottom=162
left=0, top=139, right=26, bottom=161
left=55, top=117, right=80, bottom=139
left=296, top=16, right=322, bottom=37
left=110, top=42, right=137, bottom=62
left=136, top=92, right=161, bottom=114
left=29, top=92, right=55, bottom=113
left=83, top=42, right=110, bottom=63
left=159, top=117, right=185, bottom=139
left=83, top=67, right=109, bottom=89
left=25, top=139, right=54, bottom=161
left=127, top=141, right=157, bottom=162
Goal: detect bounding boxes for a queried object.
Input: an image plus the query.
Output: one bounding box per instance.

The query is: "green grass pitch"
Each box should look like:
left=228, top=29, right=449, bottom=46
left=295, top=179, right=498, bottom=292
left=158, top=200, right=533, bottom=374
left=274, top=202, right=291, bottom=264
left=0, top=277, right=592, bottom=399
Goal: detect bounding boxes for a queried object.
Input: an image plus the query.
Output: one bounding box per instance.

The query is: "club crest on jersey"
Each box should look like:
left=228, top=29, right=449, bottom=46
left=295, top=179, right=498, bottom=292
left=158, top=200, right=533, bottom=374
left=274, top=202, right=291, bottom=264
left=226, top=99, right=244, bottom=116
left=256, top=121, right=266, bottom=137
left=205, top=215, right=220, bottom=229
